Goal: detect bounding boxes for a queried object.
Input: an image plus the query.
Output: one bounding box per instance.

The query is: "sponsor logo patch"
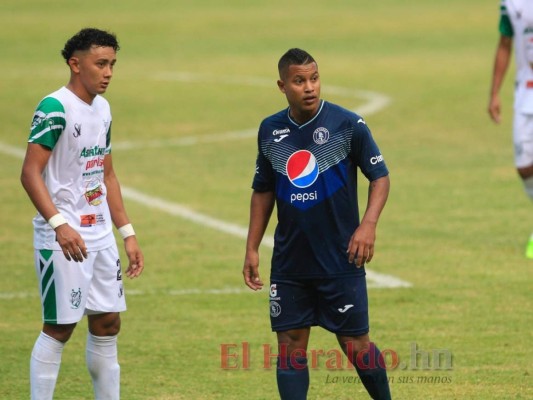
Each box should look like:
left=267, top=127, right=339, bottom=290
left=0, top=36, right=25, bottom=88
left=370, top=154, right=384, bottom=165
left=286, top=150, right=319, bottom=188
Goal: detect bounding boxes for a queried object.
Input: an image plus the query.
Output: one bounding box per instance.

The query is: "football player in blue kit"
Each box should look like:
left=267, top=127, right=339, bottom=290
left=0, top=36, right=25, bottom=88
left=243, top=48, right=392, bottom=399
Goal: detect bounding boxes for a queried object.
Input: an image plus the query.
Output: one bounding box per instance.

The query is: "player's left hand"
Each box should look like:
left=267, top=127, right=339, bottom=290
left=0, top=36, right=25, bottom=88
left=347, top=221, right=376, bottom=267
left=124, top=236, right=144, bottom=278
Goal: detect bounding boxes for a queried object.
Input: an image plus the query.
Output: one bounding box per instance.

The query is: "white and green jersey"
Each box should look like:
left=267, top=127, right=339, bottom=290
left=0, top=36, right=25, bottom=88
left=28, top=86, right=115, bottom=251
left=500, top=0, right=533, bottom=111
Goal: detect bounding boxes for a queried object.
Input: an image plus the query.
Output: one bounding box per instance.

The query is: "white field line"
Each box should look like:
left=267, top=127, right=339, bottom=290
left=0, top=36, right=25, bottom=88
left=2, top=167, right=410, bottom=290
left=113, top=72, right=391, bottom=150
left=0, top=274, right=403, bottom=301
left=152, top=71, right=391, bottom=117
left=153, top=71, right=392, bottom=116
left=119, top=187, right=411, bottom=289
left=2, top=74, right=411, bottom=291
left=113, top=129, right=257, bottom=150
left=0, top=287, right=255, bottom=300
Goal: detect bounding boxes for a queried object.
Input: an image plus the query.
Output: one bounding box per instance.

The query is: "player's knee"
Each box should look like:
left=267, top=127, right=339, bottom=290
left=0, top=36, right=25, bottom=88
left=337, top=334, right=370, bottom=355
left=277, top=329, right=309, bottom=353
left=517, top=164, right=533, bottom=179
left=88, top=313, right=121, bottom=336
left=43, top=323, right=77, bottom=343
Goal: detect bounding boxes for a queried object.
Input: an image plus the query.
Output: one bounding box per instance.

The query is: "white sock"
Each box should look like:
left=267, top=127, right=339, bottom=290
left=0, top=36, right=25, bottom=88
left=30, top=331, right=65, bottom=400
left=524, top=175, right=533, bottom=201
left=86, top=333, right=120, bottom=400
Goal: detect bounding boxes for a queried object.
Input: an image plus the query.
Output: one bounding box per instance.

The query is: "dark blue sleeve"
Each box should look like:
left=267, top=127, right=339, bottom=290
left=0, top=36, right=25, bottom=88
left=251, top=127, right=275, bottom=192
left=350, top=119, right=389, bottom=181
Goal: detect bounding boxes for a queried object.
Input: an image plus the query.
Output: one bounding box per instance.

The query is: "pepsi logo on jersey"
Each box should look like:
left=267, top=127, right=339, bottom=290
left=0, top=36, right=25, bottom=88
left=286, top=150, right=319, bottom=188
left=286, top=150, right=319, bottom=204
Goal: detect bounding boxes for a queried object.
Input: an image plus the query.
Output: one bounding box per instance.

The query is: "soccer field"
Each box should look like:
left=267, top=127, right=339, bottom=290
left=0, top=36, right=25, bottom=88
left=0, top=0, right=532, bottom=399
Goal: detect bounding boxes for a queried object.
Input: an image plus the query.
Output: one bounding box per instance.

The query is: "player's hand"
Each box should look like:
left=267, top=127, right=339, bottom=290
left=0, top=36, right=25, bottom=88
left=488, top=95, right=502, bottom=124
left=347, top=221, right=376, bottom=268
left=124, top=236, right=144, bottom=278
left=55, top=224, right=88, bottom=262
left=243, top=250, right=263, bottom=290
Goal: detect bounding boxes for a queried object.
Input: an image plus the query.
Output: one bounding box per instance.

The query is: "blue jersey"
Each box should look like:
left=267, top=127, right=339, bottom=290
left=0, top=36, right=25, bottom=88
left=253, top=100, right=389, bottom=279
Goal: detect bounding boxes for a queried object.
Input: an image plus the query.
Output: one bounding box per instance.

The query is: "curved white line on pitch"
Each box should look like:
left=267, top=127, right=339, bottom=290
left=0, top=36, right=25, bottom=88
left=152, top=71, right=391, bottom=116
left=113, top=72, right=391, bottom=150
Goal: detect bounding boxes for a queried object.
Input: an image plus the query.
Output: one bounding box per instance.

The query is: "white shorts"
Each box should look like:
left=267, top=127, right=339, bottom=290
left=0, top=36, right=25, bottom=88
left=34, top=244, right=126, bottom=325
left=513, top=110, right=533, bottom=168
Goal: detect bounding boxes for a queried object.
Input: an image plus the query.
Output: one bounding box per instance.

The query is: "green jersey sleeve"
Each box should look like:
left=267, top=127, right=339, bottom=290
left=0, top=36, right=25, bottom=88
left=499, top=5, right=513, bottom=37
left=106, top=121, right=112, bottom=154
left=28, top=97, right=66, bottom=149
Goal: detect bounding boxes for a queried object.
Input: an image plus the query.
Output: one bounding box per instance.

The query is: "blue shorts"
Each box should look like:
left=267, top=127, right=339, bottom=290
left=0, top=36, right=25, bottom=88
left=269, top=275, right=369, bottom=336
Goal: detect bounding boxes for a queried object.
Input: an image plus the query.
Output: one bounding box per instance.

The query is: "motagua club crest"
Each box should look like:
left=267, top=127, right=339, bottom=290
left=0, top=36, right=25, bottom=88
left=313, top=127, right=329, bottom=145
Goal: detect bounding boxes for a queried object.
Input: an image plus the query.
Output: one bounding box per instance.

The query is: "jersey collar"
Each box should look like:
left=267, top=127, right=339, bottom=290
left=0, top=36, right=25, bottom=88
left=287, top=100, right=325, bottom=129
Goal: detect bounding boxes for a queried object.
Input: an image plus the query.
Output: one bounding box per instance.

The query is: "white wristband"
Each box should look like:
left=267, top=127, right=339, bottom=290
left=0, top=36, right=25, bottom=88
left=118, top=223, right=135, bottom=239
left=48, top=213, right=68, bottom=230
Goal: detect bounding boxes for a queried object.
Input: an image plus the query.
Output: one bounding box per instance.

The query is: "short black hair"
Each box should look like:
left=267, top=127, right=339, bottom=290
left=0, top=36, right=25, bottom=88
left=61, top=28, right=120, bottom=63
left=278, top=48, right=316, bottom=79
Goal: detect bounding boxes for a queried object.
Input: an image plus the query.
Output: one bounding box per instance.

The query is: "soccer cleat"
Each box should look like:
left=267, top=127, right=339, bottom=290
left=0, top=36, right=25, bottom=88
left=527, top=234, right=533, bottom=259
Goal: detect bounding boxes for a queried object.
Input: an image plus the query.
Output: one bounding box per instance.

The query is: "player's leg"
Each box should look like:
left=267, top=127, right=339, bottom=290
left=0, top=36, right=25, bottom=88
left=31, top=249, right=93, bottom=400
left=30, top=323, right=76, bottom=400
left=317, top=275, right=391, bottom=399
left=517, top=164, right=533, bottom=258
left=276, top=328, right=311, bottom=400
left=513, top=111, right=533, bottom=257
left=336, top=334, right=391, bottom=400
left=269, top=280, right=315, bottom=400
left=517, top=165, right=533, bottom=190
left=85, top=245, right=126, bottom=400
left=86, top=312, right=121, bottom=400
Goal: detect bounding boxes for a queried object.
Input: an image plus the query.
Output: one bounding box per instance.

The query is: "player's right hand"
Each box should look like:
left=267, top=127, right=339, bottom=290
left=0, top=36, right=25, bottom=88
left=55, top=224, right=88, bottom=262
left=243, top=250, right=263, bottom=291
left=488, top=95, right=502, bottom=124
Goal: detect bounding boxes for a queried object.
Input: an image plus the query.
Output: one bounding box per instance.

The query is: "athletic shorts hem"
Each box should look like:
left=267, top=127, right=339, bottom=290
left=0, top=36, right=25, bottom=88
left=44, top=318, right=81, bottom=325
left=271, top=323, right=315, bottom=333
left=85, top=307, right=126, bottom=315
left=321, top=326, right=370, bottom=337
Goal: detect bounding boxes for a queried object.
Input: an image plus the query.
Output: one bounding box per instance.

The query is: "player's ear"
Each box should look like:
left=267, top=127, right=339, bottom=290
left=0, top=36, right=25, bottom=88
left=68, top=56, right=80, bottom=73
left=277, top=79, right=286, bottom=93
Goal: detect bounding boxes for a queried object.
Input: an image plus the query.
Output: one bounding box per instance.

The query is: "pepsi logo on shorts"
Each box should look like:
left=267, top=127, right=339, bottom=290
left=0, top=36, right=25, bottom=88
left=286, top=150, right=319, bottom=188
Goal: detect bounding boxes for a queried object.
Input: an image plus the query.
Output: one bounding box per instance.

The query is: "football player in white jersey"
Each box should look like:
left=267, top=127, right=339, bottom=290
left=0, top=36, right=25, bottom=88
left=20, top=28, right=144, bottom=399
left=488, top=0, right=533, bottom=258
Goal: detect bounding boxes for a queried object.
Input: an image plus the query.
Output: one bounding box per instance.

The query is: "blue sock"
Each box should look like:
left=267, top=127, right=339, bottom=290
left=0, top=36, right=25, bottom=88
left=353, top=344, right=391, bottom=400
left=276, top=356, right=309, bottom=400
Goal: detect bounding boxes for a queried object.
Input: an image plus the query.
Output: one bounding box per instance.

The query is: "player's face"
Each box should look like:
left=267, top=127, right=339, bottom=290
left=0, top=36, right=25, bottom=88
left=69, top=45, right=116, bottom=103
left=278, top=62, right=321, bottom=124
